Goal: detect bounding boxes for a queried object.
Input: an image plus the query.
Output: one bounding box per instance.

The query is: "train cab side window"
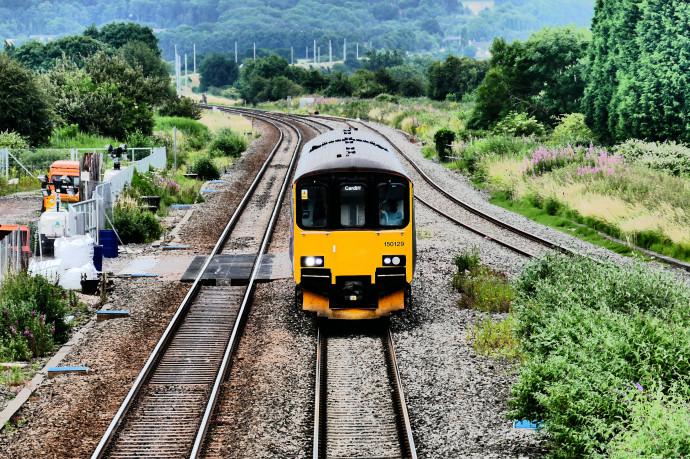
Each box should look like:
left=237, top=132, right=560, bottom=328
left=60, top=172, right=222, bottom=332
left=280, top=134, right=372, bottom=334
left=378, top=183, right=406, bottom=227
left=300, top=184, right=328, bottom=228
left=340, top=184, right=366, bottom=227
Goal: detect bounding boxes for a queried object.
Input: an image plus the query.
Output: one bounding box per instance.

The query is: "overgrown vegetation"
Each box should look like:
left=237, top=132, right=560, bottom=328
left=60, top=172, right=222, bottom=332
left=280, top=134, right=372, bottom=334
left=113, top=199, right=162, bottom=244
left=0, top=272, right=72, bottom=360
left=208, top=127, right=247, bottom=158
left=509, top=254, right=690, bottom=457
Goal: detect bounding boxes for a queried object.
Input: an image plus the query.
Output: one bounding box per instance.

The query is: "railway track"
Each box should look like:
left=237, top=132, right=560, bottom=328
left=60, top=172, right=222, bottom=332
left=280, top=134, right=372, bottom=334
left=314, top=320, right=416, bottom=459
left=92, top=111, right=304, bottom=458
left=268, top=111, right=548, bottom=259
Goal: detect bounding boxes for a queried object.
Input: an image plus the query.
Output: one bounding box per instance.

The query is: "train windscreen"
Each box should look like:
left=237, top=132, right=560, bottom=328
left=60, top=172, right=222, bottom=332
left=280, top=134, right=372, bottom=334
left=378, top=183, right=406, bottom=227
left=299, top=184, right=328, bottom=227
left=296, top=174, right=409, bottom=230
left=339, top=184, right=366, bottom=227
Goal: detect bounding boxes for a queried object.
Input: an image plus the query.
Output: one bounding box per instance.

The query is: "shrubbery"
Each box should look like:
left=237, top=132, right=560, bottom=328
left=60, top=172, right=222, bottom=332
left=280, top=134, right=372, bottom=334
left=190, top=156, right=220, bottom=180
left=113, top=205, right=162, bottom=244
left=154, top=116, right=212, bottom=150
left=433, top=127, right=455, bottom=162
left=0, top=131, right=29, bottom=149
left=493, top=111, right=545, bottom=137
left=158, top=96, right=202, bottom=120
left=0, top=272, right=70, bottom=360
left=549, top=113, right=594, bottom=146
left=614, top=139, right=690, bottom=177
left=510, top=254, right=690, bottom=457
left=208, top=128, right=247, bottom=158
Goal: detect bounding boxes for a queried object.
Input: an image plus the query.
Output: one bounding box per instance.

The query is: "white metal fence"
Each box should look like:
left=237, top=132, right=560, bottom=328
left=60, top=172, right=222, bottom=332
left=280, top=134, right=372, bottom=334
left=0, top=149, right=7, bottom=180
left=69, top=182, right=114, bottom=243
left=102, top=147, right=166, bottom=203
left=0, top=229, right=23, bottom=287
left=68, top=148, right=165, bottom=242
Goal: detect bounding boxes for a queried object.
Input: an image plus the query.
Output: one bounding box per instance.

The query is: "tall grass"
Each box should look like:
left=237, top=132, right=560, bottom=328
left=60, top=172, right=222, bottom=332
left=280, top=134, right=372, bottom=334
left=154, top=116, right=212, bottom=150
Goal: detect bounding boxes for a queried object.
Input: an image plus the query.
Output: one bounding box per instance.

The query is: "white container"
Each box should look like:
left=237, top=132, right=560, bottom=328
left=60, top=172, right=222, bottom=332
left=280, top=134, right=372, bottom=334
left=55, top=234, right=94, bottom=269
left=59, top=262, right=98, bottom=290
left=39, top=209, right=70, bottom=237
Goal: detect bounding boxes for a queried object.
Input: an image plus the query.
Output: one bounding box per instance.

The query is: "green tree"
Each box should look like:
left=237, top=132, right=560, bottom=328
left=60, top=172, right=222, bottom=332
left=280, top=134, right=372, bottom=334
left=119, top=40, right=169, bottom=79
left=584, top=0, right=690, bottom=143
left=469, top=26, right=590, bottom=129
left=362, top=48, right=405, bottom=70
left=48, top=52, right=168, bottom=139
left=301, top=69, right=328, bottom=93
left=324, top=72, right=353, bottom=97
left=84, top=22, right=160, bottom=55
left=0, top=54, right=53, bottom=146
left=427, top=55, right=489, bottom=101
left=199, top=53, right=239, bottom=90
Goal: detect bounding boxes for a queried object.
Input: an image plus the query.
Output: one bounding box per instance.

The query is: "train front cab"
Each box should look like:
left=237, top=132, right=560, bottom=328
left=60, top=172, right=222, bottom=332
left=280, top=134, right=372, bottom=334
left=293, top=172, right=415, bottom=319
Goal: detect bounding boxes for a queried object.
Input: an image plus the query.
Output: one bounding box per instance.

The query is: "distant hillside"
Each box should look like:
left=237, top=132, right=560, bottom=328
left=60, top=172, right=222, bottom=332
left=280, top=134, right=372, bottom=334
left=1, top=0, right=594, bottom=59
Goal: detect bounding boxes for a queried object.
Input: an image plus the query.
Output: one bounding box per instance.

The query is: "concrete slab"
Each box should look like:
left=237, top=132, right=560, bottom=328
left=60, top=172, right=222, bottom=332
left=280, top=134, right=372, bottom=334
left=181, top=251, right=293, bottom=282
left=115, top=255, right=197, bottom=281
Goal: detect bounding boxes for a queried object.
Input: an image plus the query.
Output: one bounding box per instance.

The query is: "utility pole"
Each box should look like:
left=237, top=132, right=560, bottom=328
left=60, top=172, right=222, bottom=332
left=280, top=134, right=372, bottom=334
left=318, top=46, right=320, bottom=63
left=313, top=40, right=316, bottom=64
left=306, top=47, right=308, bottom=61
left=253, top=42, right=256, bottom=59
left=291, top=46, right=294, bottom=65
left=193, top=43, right=196, bottom=74
left=235, top=41, right=238, bottom=63
left=356, top=43, right=359, bottom=59
left=184, top=54, right=188, bottom=94
left=343, top=38, right=347, bottom=62
left=329, top=40, right=332, bottom=64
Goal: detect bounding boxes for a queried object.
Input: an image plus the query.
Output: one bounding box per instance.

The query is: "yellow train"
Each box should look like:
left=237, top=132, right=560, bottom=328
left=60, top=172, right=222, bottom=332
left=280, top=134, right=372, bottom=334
left=291, top=128, right=415, bottom=319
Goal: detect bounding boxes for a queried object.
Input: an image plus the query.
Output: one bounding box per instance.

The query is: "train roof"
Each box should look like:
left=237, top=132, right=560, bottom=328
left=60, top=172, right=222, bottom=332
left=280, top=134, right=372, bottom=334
left=293, top=129, right=410, bottom=182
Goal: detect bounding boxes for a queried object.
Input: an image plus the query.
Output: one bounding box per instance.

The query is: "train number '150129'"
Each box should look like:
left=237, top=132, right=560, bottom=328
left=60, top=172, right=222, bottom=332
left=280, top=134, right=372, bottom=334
left=384, top=241, right=404, bottom=247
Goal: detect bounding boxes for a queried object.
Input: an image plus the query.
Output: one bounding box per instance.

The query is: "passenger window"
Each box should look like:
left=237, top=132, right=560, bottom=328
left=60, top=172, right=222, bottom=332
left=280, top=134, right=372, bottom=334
left=300, top=184, right=327, bottom=227
left=340, top=184, right=366, bottom=227
left=378, top=183, right=406, bottom=227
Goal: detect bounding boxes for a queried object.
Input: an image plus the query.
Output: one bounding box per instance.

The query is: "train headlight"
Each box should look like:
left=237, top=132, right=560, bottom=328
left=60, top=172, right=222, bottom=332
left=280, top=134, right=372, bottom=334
left=382, top=255, right=406, bottom=266
left=301, top=256, right=324, bottom=267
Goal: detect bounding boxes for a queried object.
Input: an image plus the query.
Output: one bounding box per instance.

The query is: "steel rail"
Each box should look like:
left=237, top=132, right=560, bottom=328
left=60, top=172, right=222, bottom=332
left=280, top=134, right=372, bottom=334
left=313, top=322, right=417, bottom=459
left=92, top=116, right=287, bottom=459
left=386, top=327, right=417, bottom=459
left=312, top=324, right=325, bottom=459
left=190, top=112, right=303, bottom=457
left=283, top=112, right=535, bottom=258
left=345, top=118, right=573, bottom=255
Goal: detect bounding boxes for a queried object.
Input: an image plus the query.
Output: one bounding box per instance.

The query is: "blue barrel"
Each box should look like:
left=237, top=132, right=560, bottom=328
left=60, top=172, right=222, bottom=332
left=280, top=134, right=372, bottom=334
left=93, top=244, right=103, bottom=271
left=99, top=230, right=119, bottom=258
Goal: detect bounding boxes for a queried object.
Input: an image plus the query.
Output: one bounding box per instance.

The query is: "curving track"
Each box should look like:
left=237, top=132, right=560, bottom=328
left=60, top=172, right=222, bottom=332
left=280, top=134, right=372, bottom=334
left=92, top=110, right=305, bottom=458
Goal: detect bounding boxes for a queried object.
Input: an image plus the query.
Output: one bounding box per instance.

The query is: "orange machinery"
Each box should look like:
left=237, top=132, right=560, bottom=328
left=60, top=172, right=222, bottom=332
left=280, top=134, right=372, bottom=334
left=41, top=160, right=81, bottom=211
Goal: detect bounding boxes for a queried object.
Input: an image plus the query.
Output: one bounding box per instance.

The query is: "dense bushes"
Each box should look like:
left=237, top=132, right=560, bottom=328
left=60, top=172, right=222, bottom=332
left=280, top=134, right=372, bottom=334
left=510, top=254, right=690, bottom=457
left=154, top=116, right=212, bottom=150
left=190, top=156, right=220, bottom=180
left=614, top=139, right=690, bottom=177
left=113, top=204, right=162, bottom=243
left=208, top=127, right=247, bottom=158
left=433, top=128, right=455, bottom=162
left=0, top=272, right=70, bottom=360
